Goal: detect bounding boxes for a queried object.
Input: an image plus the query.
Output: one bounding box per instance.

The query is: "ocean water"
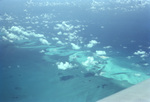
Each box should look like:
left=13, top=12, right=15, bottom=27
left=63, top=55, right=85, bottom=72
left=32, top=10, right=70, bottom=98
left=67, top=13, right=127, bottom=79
left=0, top=0, right=150, bottom=102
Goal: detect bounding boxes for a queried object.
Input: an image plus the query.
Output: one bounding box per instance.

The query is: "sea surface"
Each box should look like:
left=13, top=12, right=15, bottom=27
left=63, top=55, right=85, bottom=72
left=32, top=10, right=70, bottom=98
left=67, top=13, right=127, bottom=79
left=0, top=0, right=150, bottom=102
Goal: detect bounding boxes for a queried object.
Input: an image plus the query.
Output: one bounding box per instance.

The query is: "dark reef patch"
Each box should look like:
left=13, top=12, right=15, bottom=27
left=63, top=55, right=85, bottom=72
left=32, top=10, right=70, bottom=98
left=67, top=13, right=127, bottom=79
left=84, top=72, right=95, bottom=77
left=60, top=75, right=74, bottom=81
left=102, top=84, right=107, bottom=88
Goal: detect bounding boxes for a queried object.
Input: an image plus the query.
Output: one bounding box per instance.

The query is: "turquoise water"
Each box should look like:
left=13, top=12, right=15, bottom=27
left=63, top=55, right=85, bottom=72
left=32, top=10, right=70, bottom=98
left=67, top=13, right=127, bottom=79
left=0, top=0, right=150, bottom=102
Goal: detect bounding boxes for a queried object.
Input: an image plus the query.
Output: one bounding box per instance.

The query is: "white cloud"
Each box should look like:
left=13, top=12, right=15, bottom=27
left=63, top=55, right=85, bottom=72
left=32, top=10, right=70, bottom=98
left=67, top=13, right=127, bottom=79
left=57, top=31, right=62, bottom=35
left=23, top=31, right=43, bottom=38
left=56, top=62, right=74, bottom=70
left=1, top=26, right=47, bottom=45
left=126, top=56, right=133, bottom=59
left=54, top=21, right=74, bottom=31
left=103, top=46, right=112, bottom=49
left=7, top=33, right=20, bottom=40
left=96, top=50, right=106, bottom=56
left=82, top=56, right=97, bottom=66
left=134, top=50, right=146, bottom=55
left=57, top=41, right=64, bottom=45
left=1, top=27, right=9, bottom=34
left=9, top=26, right=45, bottom=38
left=52, top=37, right=59, bottom=41
left=33, top=33, right=45, bottom=38
left=39, top=38, right=50, bottom=45
left=40, top=50, right=45, bottom=53
left=95, top=50, right=109, bottom=59
left=71, top=43, right=80, bottom=50
left=2, top=36, right=8, bottom=41
left=134, top=50, right=149, bottom=58
left=86, top=40, right=99, bottom=48
left=9, top=26, right=24, bottom=33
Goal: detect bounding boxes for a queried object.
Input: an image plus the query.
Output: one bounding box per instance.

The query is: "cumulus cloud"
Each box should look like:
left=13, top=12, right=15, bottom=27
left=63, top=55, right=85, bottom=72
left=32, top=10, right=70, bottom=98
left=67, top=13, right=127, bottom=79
left=96, top=50, right=106, bottom=55
left=134, top=50, right=146, bottom=55
left=134, top=50, right=148, bottom=58
left=57, top=31, right=62, bottom=35
left=71, top=43, right=80, bottom=50
left=2, top=36, right=8, bottom=41
left=82, top=57, right=97, bottom=66
left=9, top=26, right=24, bottom=33
left=39, top=38, right=50, bottom=45
left=103, top=46, right=112, bottom=49
left=54, top=21, right=74, bottom=31
left=52, top=37, right=59, bottom=41
left=8, top=26, right=45, bottom=38
left=86, top=40, right=99, bottom=48
left=7, top=33, right=21, bottom=40
left=1, top=26, right=46, bottom=44
left=90, top=0, right=150, bottom=12
left=56, top=62, right=74, bottom=70
left=1, top=28, right=28, bottom=42
left=57, top=41, right=64, bottom=45
left=95, top=50, right=109, bottom=59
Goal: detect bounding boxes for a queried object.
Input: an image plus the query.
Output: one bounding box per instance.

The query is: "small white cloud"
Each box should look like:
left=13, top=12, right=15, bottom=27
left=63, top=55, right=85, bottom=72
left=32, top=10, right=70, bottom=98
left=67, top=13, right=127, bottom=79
left=57, top=41, right=64, bottom=45
left=87, top=40, right=99, bottom=48
left=39, top=38, right=50, bottom=45
left=7, top=33, right=20, bottom=40
left=52, top=37, right=59, bottom=41
left=56, top=62, right=74, bottom=70
left=71, top=43, right=80, bottom=50
left=32, top=33, right=45, bottom=38
left=96, top=50, right=106, bottom=56
left=2, top=36, right=8, bottom=41
left=140, top=54, right=148, bottom=58
left=134, top=50, right=146, bottom=55
left=103, top=46, right=112, bottom=49
left=126, top=56, right=133, bottom=59
left=40, top=50, right=45, bottom=53
left=134, top=50, right=149, bottom=58
left=57, top=31, right=62, bottom=35
left=54, top=21, right=74, bottom=31
left=9, top=26, right=24, bottom=33
left=5, top=16, right=14, bottom=21
left=82, top=56, right=97, bottom=66
left=143, top=63, right=149, bottom=66
left=8, top=26, right=45, bottom=38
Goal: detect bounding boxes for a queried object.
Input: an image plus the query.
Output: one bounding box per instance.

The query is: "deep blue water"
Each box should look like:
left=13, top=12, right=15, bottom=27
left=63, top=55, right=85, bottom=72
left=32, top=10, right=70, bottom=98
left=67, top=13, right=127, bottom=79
left=0, top=0, right=150, bottom=102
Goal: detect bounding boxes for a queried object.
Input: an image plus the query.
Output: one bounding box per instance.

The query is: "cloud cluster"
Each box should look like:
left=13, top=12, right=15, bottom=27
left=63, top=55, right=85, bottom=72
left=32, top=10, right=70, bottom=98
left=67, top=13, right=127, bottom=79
left=95, top=50, right=109, bottom=59
left=103, top=46, right=112, bottom=49
left=86, top=40, right=99, bottom=48
left=1, top=27, right=28, bottom=43
left=1, top=26, right=47, bottom=44
left=96, top=50, right=106, bottom=56
left=82, top=57, right=97, bottom=66
left=39, top=38, right=50, bottom=45
left=53, top=21, right=88, bottom=47
left=56, top=62, right=75, bottom=70
left=71, top=43, right=80, bottom=50
left=0, top=13, right=14, bottom=21
left=90, top=0, right=150, bottom=12
left=54, top=21, right=74, bottom=31
left=134, top=50, right=149, bottom=58
left=26, top=1, right=76, bottom=7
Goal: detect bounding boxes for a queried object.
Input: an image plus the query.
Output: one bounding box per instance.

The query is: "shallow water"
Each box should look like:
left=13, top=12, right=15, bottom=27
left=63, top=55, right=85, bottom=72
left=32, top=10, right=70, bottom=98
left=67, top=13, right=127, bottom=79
left=0, top=0, right=150, bottom=102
